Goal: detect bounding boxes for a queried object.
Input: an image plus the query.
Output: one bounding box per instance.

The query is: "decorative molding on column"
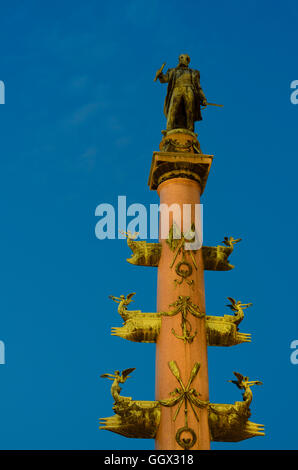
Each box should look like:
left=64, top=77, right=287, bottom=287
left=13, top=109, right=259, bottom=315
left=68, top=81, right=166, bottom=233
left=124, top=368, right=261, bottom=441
left=148, top=151, right=213, bottom=193
left=125, top=232, right=241, bottom=271
left=167, top=224, right=198, bottom=288
left=159, top=129, right=202, bottom=154
left=100, top=368, right=264, bottom=442
left=110, top=294, right=251, bottom=346
left=159, top=361, right=209, bottom=450
left=160, top=296, right=205, bottom=344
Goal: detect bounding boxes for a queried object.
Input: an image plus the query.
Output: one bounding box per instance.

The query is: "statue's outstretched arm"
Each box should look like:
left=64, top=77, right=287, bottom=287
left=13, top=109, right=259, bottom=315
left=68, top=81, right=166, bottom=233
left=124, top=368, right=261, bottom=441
left=158, top=70, right=170, bottom=83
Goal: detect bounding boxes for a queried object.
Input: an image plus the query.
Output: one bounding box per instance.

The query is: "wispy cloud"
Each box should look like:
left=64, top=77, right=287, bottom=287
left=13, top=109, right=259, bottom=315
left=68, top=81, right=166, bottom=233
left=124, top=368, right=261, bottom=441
left=62, top=101, right=101, bottom=127
left=78, top=146, right=98, bottom=171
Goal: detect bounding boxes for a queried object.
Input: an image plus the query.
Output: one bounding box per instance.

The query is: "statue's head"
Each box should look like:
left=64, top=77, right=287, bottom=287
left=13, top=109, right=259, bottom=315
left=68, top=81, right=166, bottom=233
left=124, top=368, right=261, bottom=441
left=178, top=54, right=190, bottom=67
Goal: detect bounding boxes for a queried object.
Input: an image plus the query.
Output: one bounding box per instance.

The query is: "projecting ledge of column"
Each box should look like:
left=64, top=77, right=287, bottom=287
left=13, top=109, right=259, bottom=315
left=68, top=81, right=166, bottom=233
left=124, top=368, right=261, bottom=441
left=148, top=151, right=213, bottom=193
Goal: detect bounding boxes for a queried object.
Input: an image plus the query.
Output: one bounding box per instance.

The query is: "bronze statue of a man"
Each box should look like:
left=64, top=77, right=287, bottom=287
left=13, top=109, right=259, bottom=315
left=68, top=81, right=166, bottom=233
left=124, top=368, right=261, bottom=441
left=155, top=54, right=207, bottom=132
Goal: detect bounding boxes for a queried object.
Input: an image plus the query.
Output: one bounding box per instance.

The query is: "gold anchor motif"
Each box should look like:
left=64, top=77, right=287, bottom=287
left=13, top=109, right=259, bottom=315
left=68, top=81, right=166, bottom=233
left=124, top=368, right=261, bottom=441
left=161, top=295, right=205, bottom=343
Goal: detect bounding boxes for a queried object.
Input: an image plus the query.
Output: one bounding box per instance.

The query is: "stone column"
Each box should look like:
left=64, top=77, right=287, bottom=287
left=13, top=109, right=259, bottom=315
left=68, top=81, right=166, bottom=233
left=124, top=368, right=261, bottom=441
left=148, top=131, right=213, bottom=450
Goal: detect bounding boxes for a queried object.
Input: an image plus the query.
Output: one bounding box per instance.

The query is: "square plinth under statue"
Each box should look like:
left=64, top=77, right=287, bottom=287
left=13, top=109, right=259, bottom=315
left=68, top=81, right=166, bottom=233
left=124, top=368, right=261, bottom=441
left=148, top=151, right=213, bottom=194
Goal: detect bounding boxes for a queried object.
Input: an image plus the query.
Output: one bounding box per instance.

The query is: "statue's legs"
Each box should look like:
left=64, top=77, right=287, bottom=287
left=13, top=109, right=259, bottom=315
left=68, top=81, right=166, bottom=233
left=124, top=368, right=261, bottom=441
left=166, top=87, right=184, bottom=130
left=167, top=87, right=194, bottom=131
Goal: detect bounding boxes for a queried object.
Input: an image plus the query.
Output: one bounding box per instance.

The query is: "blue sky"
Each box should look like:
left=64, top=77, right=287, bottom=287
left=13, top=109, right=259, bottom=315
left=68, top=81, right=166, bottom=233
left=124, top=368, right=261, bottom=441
left=0, top=0, right=297, bottom=449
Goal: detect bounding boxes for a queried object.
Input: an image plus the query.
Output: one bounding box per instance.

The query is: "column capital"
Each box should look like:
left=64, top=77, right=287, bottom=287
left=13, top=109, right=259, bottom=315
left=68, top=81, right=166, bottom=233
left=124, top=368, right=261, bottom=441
left=148, top=151, right=213, bottom=194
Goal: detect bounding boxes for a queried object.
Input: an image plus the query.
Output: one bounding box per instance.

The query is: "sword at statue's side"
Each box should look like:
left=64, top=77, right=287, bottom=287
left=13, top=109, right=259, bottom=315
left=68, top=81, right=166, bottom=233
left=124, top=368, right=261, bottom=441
left=204, top=102, right=224, bottom=108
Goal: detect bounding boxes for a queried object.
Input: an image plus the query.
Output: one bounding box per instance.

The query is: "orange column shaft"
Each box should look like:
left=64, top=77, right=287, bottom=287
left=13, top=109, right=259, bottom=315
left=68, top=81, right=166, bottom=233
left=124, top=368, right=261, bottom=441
left=155, top=177, right=210, bottom=450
